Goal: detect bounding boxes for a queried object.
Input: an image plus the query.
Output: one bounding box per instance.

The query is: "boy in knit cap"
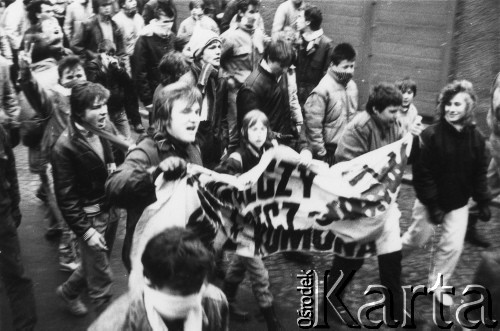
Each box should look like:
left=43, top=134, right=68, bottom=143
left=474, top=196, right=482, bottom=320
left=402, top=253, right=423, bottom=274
left=181, top=29, right=228, bottom=168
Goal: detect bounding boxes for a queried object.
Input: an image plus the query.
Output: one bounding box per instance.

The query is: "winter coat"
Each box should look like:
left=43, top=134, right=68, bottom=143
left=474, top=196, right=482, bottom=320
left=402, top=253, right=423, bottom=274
left=85, top=58, right=139, bottom=116
left=72, top=16, right=125, bottom=61
left=106, top=133, right=202, bottom=210
left=132, top=32, right=175, bottom=105
left=63, top=0, right=93, bottom=43
left=220, top=27, right=260, bottom=85
left=51, top=119, right=118, bottom=237
left=296, top=33, right=333, bottom=104
left=335, top=110, right=402, bottom=163
left=112, top=11, right=144, bottom=57
left=413, top=120, right=490, bottom=212
left=237, top=64, right=295, bottom=139
left=304, top=68, right=358, bottom=158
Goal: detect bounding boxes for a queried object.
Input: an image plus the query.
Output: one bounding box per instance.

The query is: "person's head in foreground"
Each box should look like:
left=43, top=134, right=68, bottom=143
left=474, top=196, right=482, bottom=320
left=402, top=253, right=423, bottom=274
left=70, top=81, right=110, bottom=129
left=437, top=80, right=476, bottom=128
left=366, top=83, right=403, bottom=127
left=240, top=109, right=272, bottom=150
left=153, top=81, right=202, bottom=143
left=142, top=227, right=214, bottom=320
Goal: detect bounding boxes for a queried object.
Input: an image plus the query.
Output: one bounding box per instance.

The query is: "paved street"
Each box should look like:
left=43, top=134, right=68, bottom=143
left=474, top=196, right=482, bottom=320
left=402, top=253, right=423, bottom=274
left=2, top=141, right=500, bottom=331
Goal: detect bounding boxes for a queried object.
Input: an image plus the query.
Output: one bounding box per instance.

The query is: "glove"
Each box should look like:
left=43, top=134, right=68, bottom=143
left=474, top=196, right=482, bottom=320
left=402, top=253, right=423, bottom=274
left=158, top=156, right=187, bottom=181
left=11, top=206, right=22, bottom=227
left=427, top=204, right=445, bottom=225
left=477, top=202, right=491, bottom=222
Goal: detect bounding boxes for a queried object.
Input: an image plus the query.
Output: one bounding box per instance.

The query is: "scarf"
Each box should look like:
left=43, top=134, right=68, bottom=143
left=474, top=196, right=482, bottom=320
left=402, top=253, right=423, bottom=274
left=141, top=19, right=173, bottom=37
left=143, top=284, right=205, bottom=331
left=330, top=68, right=353, bottom=87
left=302, top=28, right=323, bottom=53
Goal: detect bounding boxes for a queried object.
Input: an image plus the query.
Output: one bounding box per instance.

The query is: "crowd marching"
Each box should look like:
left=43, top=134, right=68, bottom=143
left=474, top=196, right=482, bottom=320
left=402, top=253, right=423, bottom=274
left=0, top=0, right=498, bottom=330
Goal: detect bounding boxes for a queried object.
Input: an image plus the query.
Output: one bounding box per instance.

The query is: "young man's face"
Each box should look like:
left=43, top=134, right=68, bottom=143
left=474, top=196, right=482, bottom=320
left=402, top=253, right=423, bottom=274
left=444, top=92, right=468, bottom=124
left=157, top=11, right=175, bottom=32
left=331, top=59, right=355, bottom=75
left=247, top=121, right=267, bottom=149
left=99, top=3, right=113, bottom=18
left=123, top=0, right=137, bottom=16
left=60, top=65, right=87, bottom=87
left=402, top=89, right=414, bottom=107
left=201, top=41, right=221, bottom=69
left=167, top=99, right=200, bottom=143
left=37, top=4, right=54, bottom=21
left=82, top=98, right=108, bottom=129
left=376, top=105, right=400, bottom=126
left=41, top=18, right=63, bottom=46
left=240, top=5, right=259, bottom=30
left=191, top=6, right=203, bottom=20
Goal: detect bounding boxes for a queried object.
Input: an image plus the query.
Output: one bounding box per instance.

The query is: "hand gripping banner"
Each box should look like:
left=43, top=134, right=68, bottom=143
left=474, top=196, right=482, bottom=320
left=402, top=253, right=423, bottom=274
left=129, top=134, right=413, bottom=291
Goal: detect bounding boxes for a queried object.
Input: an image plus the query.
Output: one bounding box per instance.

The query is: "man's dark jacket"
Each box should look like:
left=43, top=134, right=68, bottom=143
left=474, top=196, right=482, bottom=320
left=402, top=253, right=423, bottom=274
left=72, top=16, right=125, bottom=61
left=86, top=58, right=139, bottom=116
left=132, top=33, right=175, bottom=106
left=413, top=120, right=491, bottom=212
left=236, top=64, right=295, bottom=138
left=296, top=34, right=333, bottom=103
left=51, top=119, right=119, bottom=237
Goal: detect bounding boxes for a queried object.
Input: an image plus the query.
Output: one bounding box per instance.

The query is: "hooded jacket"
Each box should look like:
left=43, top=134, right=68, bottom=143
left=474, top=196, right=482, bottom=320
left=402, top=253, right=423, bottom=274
left=304, top=68, right=358, bottom=158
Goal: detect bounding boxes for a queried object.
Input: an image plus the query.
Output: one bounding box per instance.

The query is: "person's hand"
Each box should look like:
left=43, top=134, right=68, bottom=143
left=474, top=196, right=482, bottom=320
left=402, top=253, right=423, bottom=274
left=11, top=206, right=21, bottom=227
left=159, top=156, right=187, bottom=181
left=298, top=149, right=312, bottom=168
left=18, top=42, right=34, bottom=71
left=427, top=204, right=445, bottom=225
left=477, top=202, right=491, bottom=222
left=409, top=116, right=424, bottom=136
left=87, top=231, right=108, bottom=251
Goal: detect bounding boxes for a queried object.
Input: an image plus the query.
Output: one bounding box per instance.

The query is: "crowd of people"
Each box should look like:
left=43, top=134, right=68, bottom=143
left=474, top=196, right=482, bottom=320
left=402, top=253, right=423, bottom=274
left=0, top=0, right=498, bottom=330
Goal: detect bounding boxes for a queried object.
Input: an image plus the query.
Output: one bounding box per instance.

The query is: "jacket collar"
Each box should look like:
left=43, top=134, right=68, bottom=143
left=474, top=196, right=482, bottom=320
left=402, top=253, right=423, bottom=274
left=259, top=61, right=281, bottom=82
left=191, top=62, right=218, bottom=94
left=67, top=118, right=115, bottom=164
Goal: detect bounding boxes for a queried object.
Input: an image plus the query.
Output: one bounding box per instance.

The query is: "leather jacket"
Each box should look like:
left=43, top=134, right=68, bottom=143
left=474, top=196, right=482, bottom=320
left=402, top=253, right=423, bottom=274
left=51, top=119, right=118, bottom=237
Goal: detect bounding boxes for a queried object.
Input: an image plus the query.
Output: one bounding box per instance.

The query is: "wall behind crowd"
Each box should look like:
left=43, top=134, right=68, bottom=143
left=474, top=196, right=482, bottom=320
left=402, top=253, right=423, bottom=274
left=176, top=0, right=499, bottom=134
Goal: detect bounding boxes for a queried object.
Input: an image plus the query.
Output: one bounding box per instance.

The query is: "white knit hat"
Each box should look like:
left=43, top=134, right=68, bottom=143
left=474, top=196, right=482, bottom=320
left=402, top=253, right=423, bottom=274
left=186, top=28, right=221, bottom=60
